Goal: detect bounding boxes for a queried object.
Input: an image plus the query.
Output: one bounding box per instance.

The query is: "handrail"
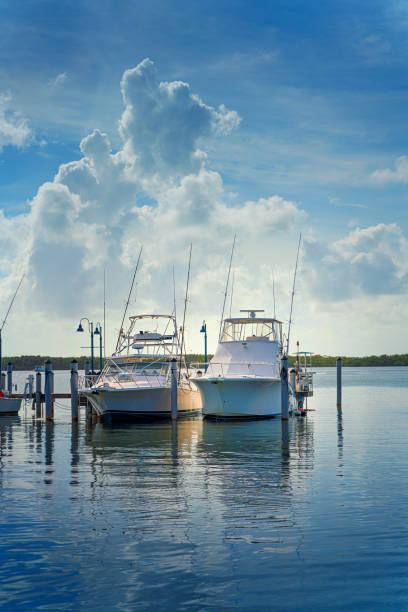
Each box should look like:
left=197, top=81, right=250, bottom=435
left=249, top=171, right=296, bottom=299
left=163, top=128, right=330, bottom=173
left=189, top=360, right=281, bottom=379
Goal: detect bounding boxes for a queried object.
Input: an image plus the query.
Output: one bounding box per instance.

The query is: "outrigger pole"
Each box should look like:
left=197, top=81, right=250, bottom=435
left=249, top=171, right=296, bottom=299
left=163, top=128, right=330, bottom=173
left=179, top=244, right=192, bottom=380
left=115, top=246, right=143, bottom=353
left=286, top=234, right=302, bottom=356
left=219, top=234, right=236, bottom=341
left=0, top=274, right=25, bottom=384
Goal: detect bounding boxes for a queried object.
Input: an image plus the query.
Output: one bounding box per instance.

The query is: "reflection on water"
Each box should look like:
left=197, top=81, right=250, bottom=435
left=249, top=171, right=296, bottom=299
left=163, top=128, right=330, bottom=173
left=0, top=370, right=408, bottom=610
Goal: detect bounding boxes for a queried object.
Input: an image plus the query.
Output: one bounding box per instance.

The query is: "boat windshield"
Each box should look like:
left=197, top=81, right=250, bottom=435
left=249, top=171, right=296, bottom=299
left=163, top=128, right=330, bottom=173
left=106, top=360, right=169, bottom=376
left=220, top=318, right=282, bottom=343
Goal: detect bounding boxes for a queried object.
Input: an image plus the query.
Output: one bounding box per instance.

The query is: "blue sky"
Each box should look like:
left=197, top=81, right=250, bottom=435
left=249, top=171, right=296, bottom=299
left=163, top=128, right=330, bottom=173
left=1, top=0, right=408, bottom=356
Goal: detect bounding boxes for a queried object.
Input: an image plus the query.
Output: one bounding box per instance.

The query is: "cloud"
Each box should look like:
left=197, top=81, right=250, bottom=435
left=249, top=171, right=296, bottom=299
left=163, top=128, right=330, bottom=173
left=370, top=156, right=408, bottom=183
left=216, top=195, right=306, bottom=234
left=329, top=197, right=368, bottom=209
left=358, top=34, right=392, bottom=65
left=0, top=93, right=32, bottom=150
left=53, top=72, right=68, bottom=86
left=118, top=58, right=241, bottom=177
left=303, top=223, right=408, bottom=301
left=0, top=58, right=304, bottom=355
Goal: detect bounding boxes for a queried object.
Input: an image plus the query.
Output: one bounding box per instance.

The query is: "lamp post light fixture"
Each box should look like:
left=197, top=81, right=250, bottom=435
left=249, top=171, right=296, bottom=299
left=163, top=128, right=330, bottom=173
left=76, top=317, right=94, bottom=373
left=200, top=321, right=207, bottom=372
left=93, top=323, right=103, bottom=371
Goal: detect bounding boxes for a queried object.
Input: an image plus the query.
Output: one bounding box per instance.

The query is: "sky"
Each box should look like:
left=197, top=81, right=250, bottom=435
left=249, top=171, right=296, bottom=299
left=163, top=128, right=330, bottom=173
left=1, top=0, right=408, bottom=357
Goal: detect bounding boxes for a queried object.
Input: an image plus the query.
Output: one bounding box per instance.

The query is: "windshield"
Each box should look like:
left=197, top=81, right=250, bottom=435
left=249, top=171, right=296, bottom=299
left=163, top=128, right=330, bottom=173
left=220, top=319, right=282, bottom=343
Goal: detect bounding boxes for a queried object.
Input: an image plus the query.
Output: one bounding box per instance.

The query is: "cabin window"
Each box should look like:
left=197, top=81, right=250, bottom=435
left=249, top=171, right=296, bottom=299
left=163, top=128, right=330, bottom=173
left=220, top=320, right=281, bottom=343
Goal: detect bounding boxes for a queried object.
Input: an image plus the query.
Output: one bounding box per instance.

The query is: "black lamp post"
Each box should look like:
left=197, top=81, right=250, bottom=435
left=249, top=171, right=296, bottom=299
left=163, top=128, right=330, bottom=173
left=77, top=318, right=94, bottom=373
left=200, top=321, right=207, bottom=372
left=94, top=323, right=103, bottom=371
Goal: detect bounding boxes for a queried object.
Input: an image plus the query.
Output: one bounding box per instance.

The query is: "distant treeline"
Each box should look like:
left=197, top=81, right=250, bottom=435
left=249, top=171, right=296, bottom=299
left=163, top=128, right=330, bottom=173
left=300, top=354, right=408, bottom=367
left=1, top=356, right=92, bottom=371
left=3, top=353, right=408, bottom=370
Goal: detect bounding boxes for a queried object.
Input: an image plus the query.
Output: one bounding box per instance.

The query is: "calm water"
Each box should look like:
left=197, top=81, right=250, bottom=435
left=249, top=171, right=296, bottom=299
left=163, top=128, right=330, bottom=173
left=1, top=368, right=408, bottom=610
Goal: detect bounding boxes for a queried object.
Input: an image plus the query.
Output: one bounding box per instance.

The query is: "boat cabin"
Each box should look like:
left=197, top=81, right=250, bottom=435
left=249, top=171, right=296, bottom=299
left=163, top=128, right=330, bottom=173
left=204, top=311, right=283, bottom=379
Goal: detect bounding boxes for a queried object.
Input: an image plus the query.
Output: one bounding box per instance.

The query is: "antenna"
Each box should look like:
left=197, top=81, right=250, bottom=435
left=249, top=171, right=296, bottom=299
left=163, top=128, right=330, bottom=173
left=0, top=273, right=25, bottom=382
left=115, top=246, right=143, bottom=352
left=180, top=244, right=192, bottom=379
left=286, top=234, right=302, bottom=356
left=172, top=265, right=177, bottom=322
left=219, top=234, right=236, bottom=340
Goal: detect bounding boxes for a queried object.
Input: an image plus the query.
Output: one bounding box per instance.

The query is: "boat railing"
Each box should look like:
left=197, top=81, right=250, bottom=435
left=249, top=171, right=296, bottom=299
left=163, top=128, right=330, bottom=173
left=189, top=361, right=281, bottom=379
left=79, top=369, right=170, bottom=391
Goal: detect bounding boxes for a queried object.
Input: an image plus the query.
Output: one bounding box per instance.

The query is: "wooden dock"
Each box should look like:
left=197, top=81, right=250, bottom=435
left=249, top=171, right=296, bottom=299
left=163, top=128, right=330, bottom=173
left=9, top=393, right=89, bottom=406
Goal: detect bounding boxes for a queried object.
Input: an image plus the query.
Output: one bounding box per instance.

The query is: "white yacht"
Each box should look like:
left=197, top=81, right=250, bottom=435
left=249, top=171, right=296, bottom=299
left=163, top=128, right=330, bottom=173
left=190, top=310, right=283, bottom=419
left=81, top=314, right=201, bottom=420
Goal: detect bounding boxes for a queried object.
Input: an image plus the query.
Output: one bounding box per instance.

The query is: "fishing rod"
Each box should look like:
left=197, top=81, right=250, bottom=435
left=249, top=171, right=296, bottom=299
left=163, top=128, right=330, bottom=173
left=103, top=268, right=106, bottom=360
left=219, top=234, right=236, bottom=341
left=115, top=246, right=143, bottom=353
left=286, top=234, right=302, bottom=356
left=229, top=270, right=235, bottom=319
left=179, top=244, right=192, bottom=380
left=273, top=269, right=276, bottom=320
left=0, top=274, right=25, bottom=383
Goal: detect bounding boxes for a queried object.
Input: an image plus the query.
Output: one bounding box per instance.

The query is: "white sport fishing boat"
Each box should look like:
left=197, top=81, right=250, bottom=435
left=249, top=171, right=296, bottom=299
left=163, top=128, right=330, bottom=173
left=191, top=310, right=283, bottom=419
left=81, top=314, right=201, bottom=420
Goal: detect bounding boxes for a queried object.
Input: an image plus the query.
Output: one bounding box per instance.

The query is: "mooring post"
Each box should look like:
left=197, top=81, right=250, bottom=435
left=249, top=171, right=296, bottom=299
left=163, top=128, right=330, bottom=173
left=1, top=372, right=4, bottom=391
left=35, top=371, right=42, bottom=418
left=44, top=360, right=53, bottom=420
left=28, top=374, right=34, bottom=398
left=70, top=360, right=79, bottom=421
left=281, top=355, right=289, bottom=420
left=171, top=358, right=178, bottom=420
left=84, top=360, right=90, bottom=387
left=50, top=368, right=54, bottom=417
left=7, top=362, right=13, bottom=394
left=337, top=357, right=342, bottom=407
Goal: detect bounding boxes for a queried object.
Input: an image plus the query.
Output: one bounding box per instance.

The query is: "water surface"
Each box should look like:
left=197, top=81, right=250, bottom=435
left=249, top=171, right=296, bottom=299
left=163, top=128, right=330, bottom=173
left=1, top=368, right=407, bottom=610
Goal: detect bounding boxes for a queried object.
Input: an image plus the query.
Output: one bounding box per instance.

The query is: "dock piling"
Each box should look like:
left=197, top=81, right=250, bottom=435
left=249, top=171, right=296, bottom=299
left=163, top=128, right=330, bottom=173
left=44, top=360, right=53, bottom=420
left=28, top=374, right=34, bottom=398
left=281, top=355, right=289, bottom=420
left=7, top=362, right=12, bottom=394
left=171, top=358, right=178, bottom=420
left=1, top=372, right=5, bottom=392
left=35, top=371, right=42, bottom=418
left=70, top=360, right=79, bottom=421
left=84, top=360, right=90, bottom=387
left=337, top=357, right=342, bottom=407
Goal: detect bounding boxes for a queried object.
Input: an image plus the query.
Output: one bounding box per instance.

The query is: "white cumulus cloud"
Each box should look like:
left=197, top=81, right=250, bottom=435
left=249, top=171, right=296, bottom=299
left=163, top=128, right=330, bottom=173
left=118, top=58, right=241, bottom=178
left=303, top=223, right=408, bottom=301
left=0, top=59, right=304, bottom=355
left=370, top=156, right=408, bottom=183
left=0, top=93, right=32, bottom=150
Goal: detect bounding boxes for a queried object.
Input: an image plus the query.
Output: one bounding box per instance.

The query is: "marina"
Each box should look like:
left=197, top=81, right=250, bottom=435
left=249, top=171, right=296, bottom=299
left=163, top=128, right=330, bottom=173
left=0, top=3, right=406, bottom=608
left=0, top=366, right=407, bottom=610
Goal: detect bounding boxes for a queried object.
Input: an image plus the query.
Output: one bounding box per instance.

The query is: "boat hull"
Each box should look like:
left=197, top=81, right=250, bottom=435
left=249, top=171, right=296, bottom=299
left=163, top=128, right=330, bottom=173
left=0, top=397, right=21, bottom=415
left=81, top=385, right=201, bottom=420
left=191, top=377, right=282, bottom=419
